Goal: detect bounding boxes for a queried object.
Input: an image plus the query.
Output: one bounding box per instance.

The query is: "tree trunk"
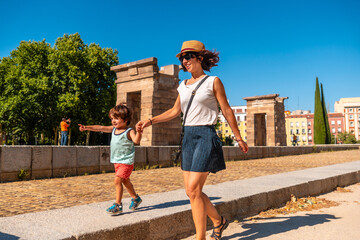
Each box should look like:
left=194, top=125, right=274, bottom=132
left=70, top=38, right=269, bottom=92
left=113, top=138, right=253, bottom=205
left=0, top=124, right=2, bottom=145
left=68, top=128, right=71, bottom=146
left=86, top=131, right=90, bottom=146
left=54, top=127, right=58, bottom=145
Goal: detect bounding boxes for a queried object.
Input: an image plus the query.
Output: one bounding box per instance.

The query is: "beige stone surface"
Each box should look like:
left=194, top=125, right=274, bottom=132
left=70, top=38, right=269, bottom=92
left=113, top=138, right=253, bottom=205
left=0, top=149, right=359, bottom=217
left=182, top=183, right=360, bottom=240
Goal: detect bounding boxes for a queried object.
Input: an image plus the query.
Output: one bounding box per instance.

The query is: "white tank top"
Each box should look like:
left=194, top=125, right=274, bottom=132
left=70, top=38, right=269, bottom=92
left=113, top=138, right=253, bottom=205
left=177, top=75, right=219, bottom=126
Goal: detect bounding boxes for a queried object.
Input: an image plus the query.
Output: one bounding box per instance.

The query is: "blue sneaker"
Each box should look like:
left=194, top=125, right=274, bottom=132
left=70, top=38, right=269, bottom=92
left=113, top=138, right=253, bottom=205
left=129, top=195, right=142, bottom=210
left=106, top=203, right=123, bottom=215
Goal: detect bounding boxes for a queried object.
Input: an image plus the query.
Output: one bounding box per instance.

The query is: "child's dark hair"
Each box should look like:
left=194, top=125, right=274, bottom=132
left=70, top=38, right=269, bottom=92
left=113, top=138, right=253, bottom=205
left=109, top=103, right=132, bottom=126
left=181, top=49, right=220, bottom=72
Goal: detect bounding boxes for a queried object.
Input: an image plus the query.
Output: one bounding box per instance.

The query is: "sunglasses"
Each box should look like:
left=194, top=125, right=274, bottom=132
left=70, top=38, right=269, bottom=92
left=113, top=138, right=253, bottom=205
left=179, top=52, right=197, bottom=62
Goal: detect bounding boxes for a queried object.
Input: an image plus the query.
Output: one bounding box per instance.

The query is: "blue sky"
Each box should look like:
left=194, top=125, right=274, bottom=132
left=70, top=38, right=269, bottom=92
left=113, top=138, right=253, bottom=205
left=1, top=0, right=359, bottom=112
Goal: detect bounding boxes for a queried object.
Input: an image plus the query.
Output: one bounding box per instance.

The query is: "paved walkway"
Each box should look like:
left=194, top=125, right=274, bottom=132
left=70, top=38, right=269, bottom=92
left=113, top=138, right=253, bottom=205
left=0, top=149, right=359, bottom=217
left=182, top=183, right=360, bottom=240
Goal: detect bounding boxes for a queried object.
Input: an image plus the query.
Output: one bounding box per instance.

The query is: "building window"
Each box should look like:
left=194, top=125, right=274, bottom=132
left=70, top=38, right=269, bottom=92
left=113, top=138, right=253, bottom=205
left=358, top=108, right=360, bottom=112
left=308, top=129, right=312, bottom=134
left=225, top=130, right=228, bottom=133
left=244, top=116, right=246, bottom=121
left=290, top=122, right=294, bottom=127
left=337, top=120, right=341, bottom=125
left=338, top=127, right=341, bottom=133
left=332, top=128, right=336, bottom=133
left=237, top=122, right=240, bottom=126
left=349, top=108, right=353, bottom=112
left=350, top=122, right=354, bottom=127
left=308, top=122, right=311, bottom=126
left=302, top=136, right=306, bottom=142
left=290, top=129, right=293, bottom=135
left=308, top=136, right=312, bottom=141
left=349, top=115, right=354, bottom=120
left=225, top=123, right=228, bottom=127
left=237, top=116, right=240, bottom=121
left=331, top=120, right=335, bottom=125
left=296, top=129, right=299, bottom=134
left=302, top=121, right=305, bottom=127
left=296, top=122, right=299, bottom=127
left=302, top=129, right=306, bottom=134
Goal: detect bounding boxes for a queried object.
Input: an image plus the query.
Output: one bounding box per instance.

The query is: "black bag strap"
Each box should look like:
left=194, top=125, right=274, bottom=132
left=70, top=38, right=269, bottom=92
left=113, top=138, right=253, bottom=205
left=182, top=75, right=209, bottom=127
left=174, top=75, right=209, bottom=164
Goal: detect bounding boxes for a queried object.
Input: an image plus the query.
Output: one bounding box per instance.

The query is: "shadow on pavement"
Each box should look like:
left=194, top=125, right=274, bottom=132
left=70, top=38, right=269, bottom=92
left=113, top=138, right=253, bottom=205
left=111, top=197, right=221, bottom=217
left=222, top=214, right=340, bottom=240
left=0, top=231, right=20, bottom=240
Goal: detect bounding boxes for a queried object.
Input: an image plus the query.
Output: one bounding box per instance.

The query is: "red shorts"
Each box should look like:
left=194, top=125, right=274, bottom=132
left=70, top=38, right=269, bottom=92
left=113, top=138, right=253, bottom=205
left=114, top=163, right=134, bottom=179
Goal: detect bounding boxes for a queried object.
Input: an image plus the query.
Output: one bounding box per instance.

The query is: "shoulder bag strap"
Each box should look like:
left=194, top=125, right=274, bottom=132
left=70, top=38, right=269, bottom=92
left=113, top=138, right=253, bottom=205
left=182, top=75, right=209, bottom=126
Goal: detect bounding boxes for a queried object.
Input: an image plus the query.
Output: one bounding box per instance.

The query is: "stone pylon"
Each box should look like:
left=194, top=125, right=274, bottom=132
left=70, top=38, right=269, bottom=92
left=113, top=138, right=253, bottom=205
left=243, top=94, right=288, bottom=146
left=111, top=57, right=181, bottom=146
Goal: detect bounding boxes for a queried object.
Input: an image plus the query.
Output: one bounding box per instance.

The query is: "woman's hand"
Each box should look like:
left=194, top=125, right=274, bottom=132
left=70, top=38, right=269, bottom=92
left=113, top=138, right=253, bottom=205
left=137, top=119, right=152, bottom=131
left=237, top=140, right=249, bottom=153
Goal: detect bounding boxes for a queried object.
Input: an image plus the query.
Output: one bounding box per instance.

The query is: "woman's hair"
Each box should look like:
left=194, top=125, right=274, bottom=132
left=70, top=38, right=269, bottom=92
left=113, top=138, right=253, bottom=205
left=181, top=50, right=220, bottom=72
left=108, top=103, right=132, bottom=126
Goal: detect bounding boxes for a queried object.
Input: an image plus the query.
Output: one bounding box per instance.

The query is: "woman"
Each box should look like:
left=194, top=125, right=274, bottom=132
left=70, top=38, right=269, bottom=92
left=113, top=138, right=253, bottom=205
left=138, top=40, right=248, bottom=240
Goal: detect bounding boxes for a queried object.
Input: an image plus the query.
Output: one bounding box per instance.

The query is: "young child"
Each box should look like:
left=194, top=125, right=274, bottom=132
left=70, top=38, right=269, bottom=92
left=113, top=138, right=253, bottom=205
left=78, top=103, right=142, bottom=215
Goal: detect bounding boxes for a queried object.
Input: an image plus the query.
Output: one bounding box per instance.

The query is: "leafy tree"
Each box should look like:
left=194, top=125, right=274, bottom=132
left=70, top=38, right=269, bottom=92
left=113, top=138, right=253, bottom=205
left=222, top=136, right=234, bottom=146
left=337, top=132, right=357, bottom=144
left=0, top=33, right=119, bottom=145
left=0, top=40, right=53, bottom=144
left=320, top=83, right=331, bottom=144
left=313, top=77, right=326, bottom=144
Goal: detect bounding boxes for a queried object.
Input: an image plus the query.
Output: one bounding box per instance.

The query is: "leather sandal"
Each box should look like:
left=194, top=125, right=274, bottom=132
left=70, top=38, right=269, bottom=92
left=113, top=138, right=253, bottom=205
left=210, top=216, right=229, bottom=240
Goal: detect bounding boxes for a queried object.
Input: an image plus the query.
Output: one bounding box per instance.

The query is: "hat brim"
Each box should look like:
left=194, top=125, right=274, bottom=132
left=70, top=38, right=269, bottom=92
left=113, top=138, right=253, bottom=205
left=176, top=49, right=202, bottom=58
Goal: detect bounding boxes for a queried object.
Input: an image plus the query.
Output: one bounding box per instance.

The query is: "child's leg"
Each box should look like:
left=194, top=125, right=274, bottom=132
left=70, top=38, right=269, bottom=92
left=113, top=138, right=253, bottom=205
left=123, top=178, right=137, bottom=199
left=114, top=176, right=124, bottom=204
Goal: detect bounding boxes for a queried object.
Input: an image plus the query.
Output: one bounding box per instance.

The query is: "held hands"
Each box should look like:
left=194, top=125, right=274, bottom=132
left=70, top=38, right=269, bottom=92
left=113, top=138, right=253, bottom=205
left=135, top=122, right=143, bottom=134
left=136, top=119, right=152, bottom=132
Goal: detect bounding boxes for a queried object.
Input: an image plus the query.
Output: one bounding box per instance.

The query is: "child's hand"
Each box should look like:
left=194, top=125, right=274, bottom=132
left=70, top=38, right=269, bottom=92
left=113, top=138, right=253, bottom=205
left=135, top=121, right=143, bottom=134
left=78, top=124, right=86, bottom=132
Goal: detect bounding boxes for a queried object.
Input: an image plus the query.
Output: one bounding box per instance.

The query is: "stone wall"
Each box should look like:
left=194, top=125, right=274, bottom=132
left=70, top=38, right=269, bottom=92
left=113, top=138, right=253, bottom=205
left=0, top=145, right=358, bottom=182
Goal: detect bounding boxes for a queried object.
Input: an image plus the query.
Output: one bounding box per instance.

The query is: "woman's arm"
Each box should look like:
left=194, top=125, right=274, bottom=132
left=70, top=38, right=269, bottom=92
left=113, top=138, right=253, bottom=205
left=213, top=77, right=248, bottom=153
left=140, top=95, right=182, bottom=129
left=78, top=124, right=113, bottom=133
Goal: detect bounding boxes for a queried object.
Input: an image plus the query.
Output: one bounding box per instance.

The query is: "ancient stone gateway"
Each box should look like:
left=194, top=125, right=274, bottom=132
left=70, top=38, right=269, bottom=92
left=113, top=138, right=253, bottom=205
left=243, top=94, right=288, bottom=146
left=111, top=57, right=181, bottom=146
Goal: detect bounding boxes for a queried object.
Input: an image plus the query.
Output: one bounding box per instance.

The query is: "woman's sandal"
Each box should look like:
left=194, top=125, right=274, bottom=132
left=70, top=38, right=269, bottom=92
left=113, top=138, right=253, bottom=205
left=210, top=216, right=229, bottom=240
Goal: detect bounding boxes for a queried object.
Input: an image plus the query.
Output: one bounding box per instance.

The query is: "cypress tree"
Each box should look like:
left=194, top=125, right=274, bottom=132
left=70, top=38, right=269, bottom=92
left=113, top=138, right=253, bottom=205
left=321, top=83, right=331, bottom=144
left=314, top=77, right=326, bottom=144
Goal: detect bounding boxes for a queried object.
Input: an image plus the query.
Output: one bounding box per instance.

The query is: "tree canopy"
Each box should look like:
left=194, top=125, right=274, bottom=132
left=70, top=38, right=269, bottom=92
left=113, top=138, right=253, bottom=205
left=0, top=33, right=119, bottom=145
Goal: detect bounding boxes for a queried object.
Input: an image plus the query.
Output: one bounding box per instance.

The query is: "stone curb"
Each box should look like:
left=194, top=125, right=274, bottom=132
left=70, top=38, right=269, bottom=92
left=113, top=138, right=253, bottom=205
left=0, top=161, right=359, bottom=240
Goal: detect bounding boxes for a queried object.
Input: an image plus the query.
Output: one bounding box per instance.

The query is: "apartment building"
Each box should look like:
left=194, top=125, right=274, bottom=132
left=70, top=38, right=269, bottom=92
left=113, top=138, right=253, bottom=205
left=218, top=105, right=247, bottom=142
left=334, top=97, right=360, bottom=140
left=285, top=111, right=345, bottom=145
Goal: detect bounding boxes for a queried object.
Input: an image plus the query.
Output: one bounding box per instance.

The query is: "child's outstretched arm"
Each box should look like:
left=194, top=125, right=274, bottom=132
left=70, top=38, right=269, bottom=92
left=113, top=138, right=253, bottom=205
left=78, top=124, right=113, bottom=133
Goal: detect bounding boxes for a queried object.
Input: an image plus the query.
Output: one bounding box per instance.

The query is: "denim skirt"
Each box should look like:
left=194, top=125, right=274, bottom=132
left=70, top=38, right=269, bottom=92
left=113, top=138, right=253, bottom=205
left=181, top=125, right=225, bottom=173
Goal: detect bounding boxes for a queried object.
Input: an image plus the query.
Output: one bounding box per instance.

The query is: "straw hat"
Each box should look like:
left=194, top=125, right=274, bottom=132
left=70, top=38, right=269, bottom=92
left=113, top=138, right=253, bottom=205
left=176, top=40, right=205, bottom=58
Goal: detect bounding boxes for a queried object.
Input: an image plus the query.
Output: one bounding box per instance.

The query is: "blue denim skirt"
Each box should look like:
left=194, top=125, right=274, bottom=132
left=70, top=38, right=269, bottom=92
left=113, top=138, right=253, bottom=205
left=181, top=125, right=225, bottom=173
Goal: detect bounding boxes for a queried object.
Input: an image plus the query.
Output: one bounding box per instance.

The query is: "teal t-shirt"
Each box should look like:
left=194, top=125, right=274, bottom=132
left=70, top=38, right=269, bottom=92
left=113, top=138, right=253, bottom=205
left=110, top=128, right=135, bottom=165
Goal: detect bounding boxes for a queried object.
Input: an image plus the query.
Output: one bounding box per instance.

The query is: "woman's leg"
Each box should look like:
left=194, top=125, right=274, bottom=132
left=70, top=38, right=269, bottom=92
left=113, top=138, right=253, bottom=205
left=114, top=176, right=124, bottom=204
left=183, top=171, right=222, bottom=240
left=123, top=178, right=137, bottom=199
